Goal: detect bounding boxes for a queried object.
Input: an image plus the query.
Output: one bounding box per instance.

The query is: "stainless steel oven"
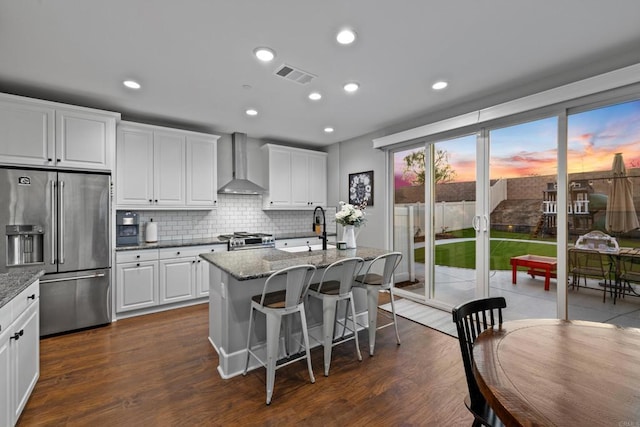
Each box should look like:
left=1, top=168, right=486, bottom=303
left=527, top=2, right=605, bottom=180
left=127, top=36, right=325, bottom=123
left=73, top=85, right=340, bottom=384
left=218, top=232, right=275, bottom=251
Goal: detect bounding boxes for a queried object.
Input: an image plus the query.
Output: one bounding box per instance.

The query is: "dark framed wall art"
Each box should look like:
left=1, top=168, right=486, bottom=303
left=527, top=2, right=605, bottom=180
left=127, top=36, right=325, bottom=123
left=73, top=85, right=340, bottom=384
left=348, top=170, right=374, bottom=206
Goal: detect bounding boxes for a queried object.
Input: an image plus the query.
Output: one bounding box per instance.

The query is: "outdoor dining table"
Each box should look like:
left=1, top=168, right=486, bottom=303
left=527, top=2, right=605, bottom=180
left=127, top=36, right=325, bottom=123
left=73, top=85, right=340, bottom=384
left=472, top=318, right=640, bottom=426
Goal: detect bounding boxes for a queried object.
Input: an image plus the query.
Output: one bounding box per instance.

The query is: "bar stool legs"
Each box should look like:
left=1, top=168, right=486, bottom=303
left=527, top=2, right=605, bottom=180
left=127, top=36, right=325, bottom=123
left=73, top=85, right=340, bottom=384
left=364, top=284, right=401, bottom=356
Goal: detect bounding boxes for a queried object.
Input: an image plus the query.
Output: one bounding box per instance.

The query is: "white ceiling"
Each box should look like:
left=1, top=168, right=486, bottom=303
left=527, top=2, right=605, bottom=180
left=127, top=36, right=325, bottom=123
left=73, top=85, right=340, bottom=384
left=1, top=1, right=640, bottom=148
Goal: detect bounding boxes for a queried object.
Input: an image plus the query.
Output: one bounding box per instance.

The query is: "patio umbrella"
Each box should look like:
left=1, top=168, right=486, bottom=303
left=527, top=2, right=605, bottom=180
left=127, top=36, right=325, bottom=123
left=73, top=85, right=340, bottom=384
left=605, top=153, right=639, bottom=234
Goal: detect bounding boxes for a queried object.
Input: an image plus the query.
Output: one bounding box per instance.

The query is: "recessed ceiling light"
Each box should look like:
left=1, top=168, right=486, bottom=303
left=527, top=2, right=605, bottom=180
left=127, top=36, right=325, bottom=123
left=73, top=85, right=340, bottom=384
left=254, top=47, right=276, bottom=62
left=309, top=92, right=322, bottom=101
left=432, top=81, right=448, bottom=90
left=123, top=80, right=141, bottom=89
left=245, top=108, right=258, bottom=116
left=336, top=29, right=356, bottom=45
left=324, top=127, right=334, bottom=133
left=343, top=82, right=359, bottom=93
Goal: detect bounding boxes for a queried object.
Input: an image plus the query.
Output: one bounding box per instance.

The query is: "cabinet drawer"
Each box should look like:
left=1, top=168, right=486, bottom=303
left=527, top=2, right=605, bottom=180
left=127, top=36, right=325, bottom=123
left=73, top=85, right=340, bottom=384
left=158, top=245, right=220, bottom=260
left=116, top=249, right=158, bottom=263
left=276, top=238, right=313, bottom=248
left=11, top=280, right=39, bottom=323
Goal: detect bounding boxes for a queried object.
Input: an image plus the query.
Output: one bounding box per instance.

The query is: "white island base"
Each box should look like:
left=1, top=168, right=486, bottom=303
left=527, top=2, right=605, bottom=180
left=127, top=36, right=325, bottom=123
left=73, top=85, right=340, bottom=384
left=202, top=246, right=391, bottom=379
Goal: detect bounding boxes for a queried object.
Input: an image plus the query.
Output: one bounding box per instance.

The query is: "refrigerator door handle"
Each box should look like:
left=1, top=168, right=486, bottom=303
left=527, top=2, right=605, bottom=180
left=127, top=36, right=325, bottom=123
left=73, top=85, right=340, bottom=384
left=59, top=180, right=65, bottom=264
left=40, top=272, right=106, bottom=284
left=50, top=179, right=57, bottom=265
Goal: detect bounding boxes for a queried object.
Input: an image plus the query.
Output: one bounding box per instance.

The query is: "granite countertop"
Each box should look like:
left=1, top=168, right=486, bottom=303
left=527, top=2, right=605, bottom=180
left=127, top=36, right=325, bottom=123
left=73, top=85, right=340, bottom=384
left=0, top=269, right=45, bottom=309
left=200, top=246, right=389, bottom=281
left=116, top=233, right=338, bottom=251
left=116, top=237, right=228, bottom=251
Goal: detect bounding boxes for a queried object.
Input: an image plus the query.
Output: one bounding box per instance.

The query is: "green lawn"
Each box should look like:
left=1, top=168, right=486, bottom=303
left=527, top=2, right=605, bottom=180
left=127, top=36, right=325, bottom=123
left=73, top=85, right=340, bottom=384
left=416, top=239, right=557, bottom=270
left=416, top=228, right=637, bottom=270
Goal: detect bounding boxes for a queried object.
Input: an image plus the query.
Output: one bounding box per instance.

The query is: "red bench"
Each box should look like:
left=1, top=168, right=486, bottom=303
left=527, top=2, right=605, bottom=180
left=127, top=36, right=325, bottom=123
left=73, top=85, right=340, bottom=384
left=510, top=254, right=557, bottom=291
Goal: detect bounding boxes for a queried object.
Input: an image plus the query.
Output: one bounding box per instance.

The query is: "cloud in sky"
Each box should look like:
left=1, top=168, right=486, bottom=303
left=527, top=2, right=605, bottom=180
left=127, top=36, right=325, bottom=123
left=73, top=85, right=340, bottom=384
left=394, top=99, right=640, bottom=187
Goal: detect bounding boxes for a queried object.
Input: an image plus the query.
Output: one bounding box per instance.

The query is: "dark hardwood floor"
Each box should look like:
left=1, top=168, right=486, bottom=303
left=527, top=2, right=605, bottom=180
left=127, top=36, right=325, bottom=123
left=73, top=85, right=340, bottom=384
left=19, top=301, right=473, bottom=426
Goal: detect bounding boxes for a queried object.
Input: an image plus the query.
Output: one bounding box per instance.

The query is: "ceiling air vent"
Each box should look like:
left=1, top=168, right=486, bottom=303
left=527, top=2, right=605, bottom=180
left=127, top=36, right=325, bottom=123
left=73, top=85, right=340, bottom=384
left=274, top=64, right=316, bottom=85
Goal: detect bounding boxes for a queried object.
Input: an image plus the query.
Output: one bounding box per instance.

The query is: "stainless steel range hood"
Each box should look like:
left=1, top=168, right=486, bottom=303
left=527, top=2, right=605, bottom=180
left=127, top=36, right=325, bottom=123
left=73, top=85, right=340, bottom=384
left=217, top=132, right=266, bottom=195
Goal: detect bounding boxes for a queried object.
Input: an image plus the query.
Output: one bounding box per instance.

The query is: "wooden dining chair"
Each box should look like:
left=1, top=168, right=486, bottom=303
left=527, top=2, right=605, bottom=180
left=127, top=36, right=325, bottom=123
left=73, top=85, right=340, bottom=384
left=243, top=264, right=317, bottom=405
left=452, top=297, right=506, bottom=427
left=307, top=256, right=365, bottom=376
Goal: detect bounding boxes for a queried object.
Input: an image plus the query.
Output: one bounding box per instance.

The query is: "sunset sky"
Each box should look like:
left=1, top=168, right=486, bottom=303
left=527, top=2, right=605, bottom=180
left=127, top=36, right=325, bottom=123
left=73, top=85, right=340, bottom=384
left=395, top=99, right=640, bottom=187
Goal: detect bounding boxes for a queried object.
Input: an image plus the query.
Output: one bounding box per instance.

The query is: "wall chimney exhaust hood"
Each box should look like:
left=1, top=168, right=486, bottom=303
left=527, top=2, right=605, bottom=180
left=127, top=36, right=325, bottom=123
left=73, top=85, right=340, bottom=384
left=217, top=132, right=266, bottom=195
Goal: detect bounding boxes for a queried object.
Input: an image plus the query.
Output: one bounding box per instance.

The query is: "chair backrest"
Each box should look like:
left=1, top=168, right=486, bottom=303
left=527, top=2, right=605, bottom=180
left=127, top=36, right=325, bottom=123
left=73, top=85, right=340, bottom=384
left=360, top=252, right=403, bottom=289
left=621, top=251, right=640, bottom=282
left=570, top=248, right=606, bottom=275
left=260, top=264, right=316, bottom=310
left=314, top=257, right=364, bottom=296
left=452, top=297, right=506, bottom=407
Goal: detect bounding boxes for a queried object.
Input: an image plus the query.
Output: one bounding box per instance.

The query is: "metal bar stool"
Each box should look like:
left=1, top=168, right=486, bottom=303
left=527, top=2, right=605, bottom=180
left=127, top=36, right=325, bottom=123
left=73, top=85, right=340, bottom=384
left=307, top=256, right=364, bottom=376
left=243, top=264, right=317, bottom=405
left=353, top=252, right=403, bottom=356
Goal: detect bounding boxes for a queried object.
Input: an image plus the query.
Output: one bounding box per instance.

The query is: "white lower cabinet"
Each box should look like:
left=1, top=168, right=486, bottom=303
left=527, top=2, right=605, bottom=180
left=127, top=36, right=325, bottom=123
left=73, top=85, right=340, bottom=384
left=116, top=244, right=224, bottom=315
left=0, top=279, right=40, bottom=427
left=159, top=249, right=196, bottom=304
left=116, top=250, right=159, bottom=312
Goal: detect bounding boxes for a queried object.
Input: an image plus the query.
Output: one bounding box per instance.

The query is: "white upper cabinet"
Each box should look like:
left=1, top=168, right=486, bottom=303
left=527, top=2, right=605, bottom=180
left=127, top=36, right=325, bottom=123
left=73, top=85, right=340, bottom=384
left=262, top=143, right=327, bottom=210
left=153, top=131, right=185, bottom=207
left=116, top=127, right=154, bottom=206
left=186, top=136, right=218, bottom=207
left=0, top=93, right=118, bottom=171
left=116, top=121, right=219, bottom=209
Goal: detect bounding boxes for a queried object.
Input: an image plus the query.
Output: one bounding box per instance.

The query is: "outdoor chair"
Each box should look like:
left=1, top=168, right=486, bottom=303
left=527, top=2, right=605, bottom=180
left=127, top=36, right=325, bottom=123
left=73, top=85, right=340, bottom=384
left=619, top=250, right=640, bottom=300
left=452, top=297, right=507, bottom=427
left=568, top=248, right=613, bottom=302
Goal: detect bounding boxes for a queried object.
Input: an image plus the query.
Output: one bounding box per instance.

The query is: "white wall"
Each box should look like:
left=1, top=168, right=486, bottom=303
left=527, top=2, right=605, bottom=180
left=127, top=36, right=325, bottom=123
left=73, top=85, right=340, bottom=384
left=330, top=130, right=389, bottom=250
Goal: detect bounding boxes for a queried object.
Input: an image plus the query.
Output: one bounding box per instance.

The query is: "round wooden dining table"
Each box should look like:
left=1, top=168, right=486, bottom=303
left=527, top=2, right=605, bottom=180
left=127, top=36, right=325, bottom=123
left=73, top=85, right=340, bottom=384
left=472, top=319, right=640, bottom=427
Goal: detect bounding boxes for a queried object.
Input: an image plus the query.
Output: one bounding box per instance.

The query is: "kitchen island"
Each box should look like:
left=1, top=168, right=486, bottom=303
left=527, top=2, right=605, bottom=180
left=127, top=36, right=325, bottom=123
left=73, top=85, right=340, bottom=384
left=200, top=246, right=390, bottom=378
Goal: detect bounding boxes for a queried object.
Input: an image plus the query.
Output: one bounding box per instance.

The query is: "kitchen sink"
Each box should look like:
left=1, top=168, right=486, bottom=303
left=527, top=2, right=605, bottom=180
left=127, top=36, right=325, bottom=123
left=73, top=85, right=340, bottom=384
left=279, top=244, right=335, bottom=253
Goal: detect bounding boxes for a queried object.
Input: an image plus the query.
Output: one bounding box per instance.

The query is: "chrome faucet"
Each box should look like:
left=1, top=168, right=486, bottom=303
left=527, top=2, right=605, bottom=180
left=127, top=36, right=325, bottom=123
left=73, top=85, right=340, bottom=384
left=313, top=206, right=327, bottom=250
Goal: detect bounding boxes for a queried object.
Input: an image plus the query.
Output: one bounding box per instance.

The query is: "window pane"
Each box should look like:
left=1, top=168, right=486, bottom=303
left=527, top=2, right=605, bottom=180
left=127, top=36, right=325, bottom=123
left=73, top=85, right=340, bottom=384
left=567, top=99, right=640, bottom=327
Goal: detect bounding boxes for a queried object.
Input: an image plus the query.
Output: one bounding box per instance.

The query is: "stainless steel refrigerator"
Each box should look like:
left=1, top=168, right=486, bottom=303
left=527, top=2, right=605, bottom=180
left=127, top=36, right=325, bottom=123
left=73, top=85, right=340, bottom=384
left=0, top=167, right=111, bottom=336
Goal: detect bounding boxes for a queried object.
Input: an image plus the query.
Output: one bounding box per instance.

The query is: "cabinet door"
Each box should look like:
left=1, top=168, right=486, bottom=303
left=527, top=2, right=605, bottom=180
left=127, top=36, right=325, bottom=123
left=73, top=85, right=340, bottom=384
left=265, top=147, right=292, bottom=208
left=55, top=109, right=115, bottom=170
left=196, top=258, right=210, bottom=297
left=154, top=131, right=185, bottom=206
left=307, top=153, right=327, bottom=207
left=0, top=99, right=55, bottom=167
left=195, top=245, right=224, bottom=297
left=116, top=128, right=154, bottom=206
left=186, top=137, right=217, bottom=207
left=0, top=328, right=10, bottom=427
left=11, top=302, right=39, bottom=424
left=159, top=257, right=195, bottom=304
left=116, top=261, right=158, bottom=312
left=290, top=152, right=310, bottom=208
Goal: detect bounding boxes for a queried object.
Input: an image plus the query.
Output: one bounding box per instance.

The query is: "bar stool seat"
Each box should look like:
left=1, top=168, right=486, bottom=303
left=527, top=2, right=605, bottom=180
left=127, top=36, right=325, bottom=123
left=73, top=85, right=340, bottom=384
left=243, top=264, right=317, bottom=405
left=307, top=257, right=364, bottom=376
left=353, top=252, right=403, bottom=356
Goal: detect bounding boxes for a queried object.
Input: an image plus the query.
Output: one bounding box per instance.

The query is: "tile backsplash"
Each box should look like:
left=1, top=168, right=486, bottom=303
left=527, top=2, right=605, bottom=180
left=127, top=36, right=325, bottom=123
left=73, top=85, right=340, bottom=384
left=126, top=195, right=337, bottom=241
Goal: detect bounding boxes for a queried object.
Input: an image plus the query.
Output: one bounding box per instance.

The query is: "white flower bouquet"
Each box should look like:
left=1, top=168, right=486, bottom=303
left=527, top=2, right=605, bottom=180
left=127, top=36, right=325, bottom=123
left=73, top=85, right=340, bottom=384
left=335, top=201, right=366, bottom=227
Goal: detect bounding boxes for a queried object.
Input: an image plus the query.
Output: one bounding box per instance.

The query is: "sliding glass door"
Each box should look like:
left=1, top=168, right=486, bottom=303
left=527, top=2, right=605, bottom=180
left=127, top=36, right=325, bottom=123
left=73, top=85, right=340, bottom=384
left=393, top=119, right=561, bottom=320
left=486, top=118, right=559, bottom=319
